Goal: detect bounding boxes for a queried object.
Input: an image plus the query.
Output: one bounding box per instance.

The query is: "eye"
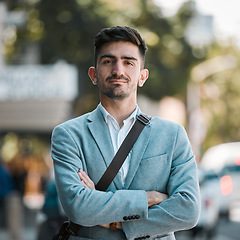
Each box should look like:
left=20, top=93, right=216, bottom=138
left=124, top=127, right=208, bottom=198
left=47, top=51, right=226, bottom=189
left=103, top=59, right=112, bottom=64
left=125, top=61, right=134, bottom=66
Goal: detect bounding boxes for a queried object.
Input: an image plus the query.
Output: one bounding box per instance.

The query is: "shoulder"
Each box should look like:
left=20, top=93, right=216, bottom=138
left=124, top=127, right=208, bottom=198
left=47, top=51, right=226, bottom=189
left=52, top=106, right=100, bottom=136
left=148, top=116, right=188, bottom=141
left=147, top=117, right=192, bottom=154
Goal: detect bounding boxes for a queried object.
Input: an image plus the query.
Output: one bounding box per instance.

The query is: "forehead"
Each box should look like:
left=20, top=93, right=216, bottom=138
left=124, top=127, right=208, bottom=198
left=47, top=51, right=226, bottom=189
left=98, top=41, right=141, bottom=61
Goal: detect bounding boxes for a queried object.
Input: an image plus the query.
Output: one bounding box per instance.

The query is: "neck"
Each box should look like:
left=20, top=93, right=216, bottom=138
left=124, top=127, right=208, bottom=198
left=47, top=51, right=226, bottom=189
left=101, top=97, right=137, bottom=128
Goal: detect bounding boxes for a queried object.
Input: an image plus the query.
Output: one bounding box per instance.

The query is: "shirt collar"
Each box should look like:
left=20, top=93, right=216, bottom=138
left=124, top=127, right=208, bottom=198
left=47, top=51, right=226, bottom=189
left=99, top=103, right=139, bottom=125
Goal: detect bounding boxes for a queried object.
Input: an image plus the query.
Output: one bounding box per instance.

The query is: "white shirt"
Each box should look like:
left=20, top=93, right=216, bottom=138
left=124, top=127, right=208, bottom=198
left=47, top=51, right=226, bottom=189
left=99, top=104, right=138, bottom=184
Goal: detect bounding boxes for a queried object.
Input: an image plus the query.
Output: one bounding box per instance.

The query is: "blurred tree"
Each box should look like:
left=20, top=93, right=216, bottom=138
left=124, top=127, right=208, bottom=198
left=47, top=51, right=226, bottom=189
left=7, top=0, right=202, bottom=107
left=199, top=41, right=240, bottom=152
left=132, top=1, right=202, bottom=100
left=34, top=0, right=109, bottom=102
left=4, top=0, right=240, bottom=159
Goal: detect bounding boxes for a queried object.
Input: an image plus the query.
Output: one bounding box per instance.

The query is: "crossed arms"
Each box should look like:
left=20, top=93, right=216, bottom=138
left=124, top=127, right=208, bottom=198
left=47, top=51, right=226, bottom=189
left=78, top=169, right=169, bottom=229
left=79, top=169, right=169, bottom=207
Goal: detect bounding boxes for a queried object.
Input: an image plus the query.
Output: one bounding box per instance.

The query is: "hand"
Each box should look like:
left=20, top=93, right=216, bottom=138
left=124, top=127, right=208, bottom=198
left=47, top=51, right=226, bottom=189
left=78, top=169, right=96, bottom=190
left=100, top=222, right=122, bottom=230
left=146, top=191, right=169, bottom=207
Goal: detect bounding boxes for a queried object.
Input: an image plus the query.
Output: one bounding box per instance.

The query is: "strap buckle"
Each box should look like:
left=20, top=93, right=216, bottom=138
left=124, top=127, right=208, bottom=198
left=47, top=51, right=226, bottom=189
left=137, top=114, right=151, bottom=125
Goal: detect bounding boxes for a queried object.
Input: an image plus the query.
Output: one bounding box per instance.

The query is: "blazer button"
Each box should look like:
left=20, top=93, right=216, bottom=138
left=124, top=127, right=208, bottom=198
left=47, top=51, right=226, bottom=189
left=123, top=216, right=128, bottom=221
left=135, top=215, right=140, bottom=219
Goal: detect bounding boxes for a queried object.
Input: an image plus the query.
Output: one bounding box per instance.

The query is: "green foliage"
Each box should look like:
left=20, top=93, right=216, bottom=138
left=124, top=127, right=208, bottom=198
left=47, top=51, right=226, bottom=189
left=199, top=41, right=240, bottom=153
left=5, top=0, right=240, bottom=157
left=8, top=0, right=202, bottom=103
left=137, top=1, right=199, bottom=99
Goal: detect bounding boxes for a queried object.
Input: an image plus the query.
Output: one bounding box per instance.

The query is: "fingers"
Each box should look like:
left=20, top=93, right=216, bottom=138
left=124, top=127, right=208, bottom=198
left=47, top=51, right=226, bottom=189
left=146, top=191, right=169, bottom=207
left=99, top=222, right=122, bottom=229
left=78, top=169, right=96, bottom=190
left=100, top=224, right=110, bottom=228
left=161, top=193, right=169, bottom=202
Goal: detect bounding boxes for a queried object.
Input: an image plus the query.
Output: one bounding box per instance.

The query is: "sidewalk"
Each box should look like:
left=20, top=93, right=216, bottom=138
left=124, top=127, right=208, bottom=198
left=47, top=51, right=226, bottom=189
left=0, top=228, right=37, bottom=240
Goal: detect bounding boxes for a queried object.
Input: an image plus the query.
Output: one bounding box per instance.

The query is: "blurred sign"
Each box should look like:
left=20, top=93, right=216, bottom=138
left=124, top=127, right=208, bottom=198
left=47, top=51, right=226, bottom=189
left=0, top=61, right=79, bottom=132
left=0, top=61, right=78, bottom=100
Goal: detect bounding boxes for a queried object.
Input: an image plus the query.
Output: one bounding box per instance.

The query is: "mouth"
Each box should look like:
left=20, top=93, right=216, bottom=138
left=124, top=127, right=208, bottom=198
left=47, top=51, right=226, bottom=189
left=106, top=76, right=129, bottom=84
left=109, top=79, right=127, bottom=84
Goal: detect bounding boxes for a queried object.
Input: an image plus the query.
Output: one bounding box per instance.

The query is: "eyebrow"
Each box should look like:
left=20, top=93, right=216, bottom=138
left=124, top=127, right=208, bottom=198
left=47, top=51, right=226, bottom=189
left=99, top=54, right=138, bottom=62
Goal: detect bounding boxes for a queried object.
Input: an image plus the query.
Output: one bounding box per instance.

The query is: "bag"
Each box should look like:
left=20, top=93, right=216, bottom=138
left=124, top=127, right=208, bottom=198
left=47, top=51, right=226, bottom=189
left=52, top=114, right=151, bottom=240
left=52, top=221, right=72, bottom=240
left=37, top=216, right=67, bottom=240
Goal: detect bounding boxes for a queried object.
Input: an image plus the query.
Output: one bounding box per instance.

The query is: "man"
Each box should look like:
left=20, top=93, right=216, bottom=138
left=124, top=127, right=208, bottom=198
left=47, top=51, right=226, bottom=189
left=51, top=26, right=200, bottom=240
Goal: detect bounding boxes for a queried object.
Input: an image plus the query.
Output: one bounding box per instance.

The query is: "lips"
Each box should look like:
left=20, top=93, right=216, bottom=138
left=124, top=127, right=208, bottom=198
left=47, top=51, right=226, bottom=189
left=106, top=76, right=129, bottom=83
left=109, top=79, right=127, bottom=84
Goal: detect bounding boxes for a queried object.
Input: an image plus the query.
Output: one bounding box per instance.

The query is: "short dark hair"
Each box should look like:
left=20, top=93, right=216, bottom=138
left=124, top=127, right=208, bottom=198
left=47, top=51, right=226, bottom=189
left=94, top=26, right=148, bottom=67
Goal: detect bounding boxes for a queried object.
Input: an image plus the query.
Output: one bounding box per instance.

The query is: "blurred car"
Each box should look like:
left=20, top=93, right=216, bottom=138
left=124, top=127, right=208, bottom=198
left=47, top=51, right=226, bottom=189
left=190, top=168, right=221, bottom=239
left=200, top=142, right=240, bottom=216
left=221, top=162, right=240, bottom=221
left=200, top=142, right=240, bottom=172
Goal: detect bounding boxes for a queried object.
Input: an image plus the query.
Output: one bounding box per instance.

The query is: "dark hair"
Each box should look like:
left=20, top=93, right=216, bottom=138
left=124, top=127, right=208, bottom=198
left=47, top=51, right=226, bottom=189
left=94, top=26, right=148, bottom=67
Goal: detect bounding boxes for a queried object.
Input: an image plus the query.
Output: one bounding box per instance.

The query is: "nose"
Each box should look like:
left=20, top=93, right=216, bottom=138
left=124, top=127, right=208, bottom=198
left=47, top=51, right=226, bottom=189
left=112, top=61, right=124, bottom=77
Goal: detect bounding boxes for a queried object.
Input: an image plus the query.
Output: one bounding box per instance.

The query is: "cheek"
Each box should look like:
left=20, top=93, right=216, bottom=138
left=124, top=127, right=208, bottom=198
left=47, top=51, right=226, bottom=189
left=127, top=69, right=140, bottom=80
left=98, top=66, right=113, bottom=78
left=96, top=70, right=106, bottom=82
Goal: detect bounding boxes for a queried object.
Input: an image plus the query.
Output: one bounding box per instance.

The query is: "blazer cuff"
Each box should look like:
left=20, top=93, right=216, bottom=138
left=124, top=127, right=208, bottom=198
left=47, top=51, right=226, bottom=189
left=121, top=191, right=148, bottom=237
left=120, top=190, right=148, bottom=223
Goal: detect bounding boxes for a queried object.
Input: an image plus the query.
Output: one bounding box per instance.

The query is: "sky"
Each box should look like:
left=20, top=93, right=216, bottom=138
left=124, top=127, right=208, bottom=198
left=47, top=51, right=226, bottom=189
left=154, top=0, right=240, bottom=42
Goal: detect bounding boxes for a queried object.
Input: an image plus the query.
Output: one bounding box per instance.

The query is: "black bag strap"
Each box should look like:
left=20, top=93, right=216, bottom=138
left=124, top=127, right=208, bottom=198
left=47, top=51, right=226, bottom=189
left=53, top=113, right=151, bottom=239
left=96, top=113, right=151, bottom=191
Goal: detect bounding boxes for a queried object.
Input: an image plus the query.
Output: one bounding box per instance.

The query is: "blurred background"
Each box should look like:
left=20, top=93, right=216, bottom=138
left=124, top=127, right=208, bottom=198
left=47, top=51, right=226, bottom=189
left=0, top=0, right=240, bottom=239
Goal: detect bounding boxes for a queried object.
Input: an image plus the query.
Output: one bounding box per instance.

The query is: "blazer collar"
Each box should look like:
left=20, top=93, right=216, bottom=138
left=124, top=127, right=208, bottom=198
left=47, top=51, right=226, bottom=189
left=87, top=105, right=115, bottom=167
left=87, top=105, right=152, bottom=190
left=87, top=106, right=124, bottom=189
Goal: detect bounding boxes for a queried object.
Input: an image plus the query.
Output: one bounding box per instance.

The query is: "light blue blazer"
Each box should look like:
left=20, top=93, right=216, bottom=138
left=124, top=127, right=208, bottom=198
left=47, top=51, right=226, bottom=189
left=51, top=105, right=200, bottom=240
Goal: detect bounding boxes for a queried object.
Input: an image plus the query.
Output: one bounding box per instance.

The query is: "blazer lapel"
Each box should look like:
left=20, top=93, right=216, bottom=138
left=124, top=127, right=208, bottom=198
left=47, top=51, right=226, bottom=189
left=87, top=106, right=124, bottom=190
left=87, top=107, right=114, bottom=168
left=87, top=106, right=151, bottom=190
left=124, top=122, right=152, bottom=189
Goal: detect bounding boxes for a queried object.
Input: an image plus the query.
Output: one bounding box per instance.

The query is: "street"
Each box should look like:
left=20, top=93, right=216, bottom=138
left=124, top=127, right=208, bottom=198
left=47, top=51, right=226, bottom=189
left=176, top=217, right=240, bottom=240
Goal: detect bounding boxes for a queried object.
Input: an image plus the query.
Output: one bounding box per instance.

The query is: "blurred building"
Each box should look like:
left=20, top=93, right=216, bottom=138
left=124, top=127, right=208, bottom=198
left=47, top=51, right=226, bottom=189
left=0, top=61, right=78, bottom=133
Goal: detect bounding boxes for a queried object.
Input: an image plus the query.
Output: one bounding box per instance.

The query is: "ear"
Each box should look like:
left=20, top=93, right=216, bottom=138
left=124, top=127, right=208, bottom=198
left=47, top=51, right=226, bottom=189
left=138, top=69, right=149, bottom=87
left=88, top=67, right=98, bottom=85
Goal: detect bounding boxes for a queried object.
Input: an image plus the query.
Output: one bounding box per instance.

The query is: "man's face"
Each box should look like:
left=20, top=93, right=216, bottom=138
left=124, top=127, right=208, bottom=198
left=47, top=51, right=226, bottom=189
left=89, top=41, right=148, bottom=101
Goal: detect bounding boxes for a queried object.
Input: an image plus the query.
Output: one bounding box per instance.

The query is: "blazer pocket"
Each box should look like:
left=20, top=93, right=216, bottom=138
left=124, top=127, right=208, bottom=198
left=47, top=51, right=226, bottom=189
left=132, top=154, right=170, bottom=191
left=141, top=153, right=168, bottom=165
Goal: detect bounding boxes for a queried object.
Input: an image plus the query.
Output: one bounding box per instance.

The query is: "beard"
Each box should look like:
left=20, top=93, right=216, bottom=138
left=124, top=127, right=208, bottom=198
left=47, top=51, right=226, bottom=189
left=99, top=83, right=129, bottom=100
left=97, top=75, right=131, bottom=100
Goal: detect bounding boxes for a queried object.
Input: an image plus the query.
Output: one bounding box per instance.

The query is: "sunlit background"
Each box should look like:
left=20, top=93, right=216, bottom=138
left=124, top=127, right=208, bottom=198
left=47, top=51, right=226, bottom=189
left=1, top=0, right=240, bottom=239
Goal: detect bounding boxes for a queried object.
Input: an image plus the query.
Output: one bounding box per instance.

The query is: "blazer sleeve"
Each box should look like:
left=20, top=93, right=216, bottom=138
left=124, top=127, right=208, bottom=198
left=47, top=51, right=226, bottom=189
left=51, top=124, right=149, bottom=226
left=121, top=124, right=200, bottom=240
